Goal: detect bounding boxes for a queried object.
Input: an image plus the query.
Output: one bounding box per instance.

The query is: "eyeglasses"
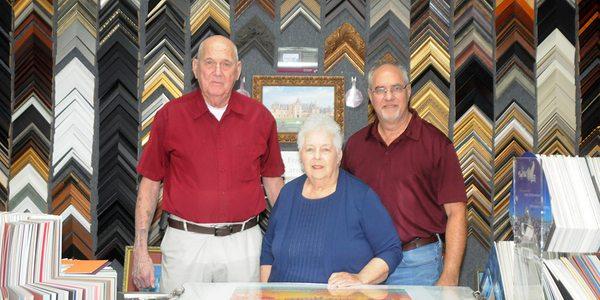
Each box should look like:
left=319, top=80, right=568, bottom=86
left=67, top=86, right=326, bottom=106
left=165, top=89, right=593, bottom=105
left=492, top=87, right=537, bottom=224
left=370, top=83, right=409, bottom=97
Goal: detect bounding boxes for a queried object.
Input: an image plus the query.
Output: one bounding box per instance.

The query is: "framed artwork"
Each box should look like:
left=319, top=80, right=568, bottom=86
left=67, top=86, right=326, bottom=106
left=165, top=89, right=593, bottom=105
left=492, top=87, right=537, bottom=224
left=252, top=76, right=345, bottom=143
left=123, top=246, right=162, bottom=292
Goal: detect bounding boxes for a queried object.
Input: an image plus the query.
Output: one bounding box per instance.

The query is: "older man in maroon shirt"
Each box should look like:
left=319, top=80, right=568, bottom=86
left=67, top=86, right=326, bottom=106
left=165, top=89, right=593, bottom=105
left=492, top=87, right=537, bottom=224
left=132, top=36, right=284, bottom=293
left=342, top=63, right=467, bottom=286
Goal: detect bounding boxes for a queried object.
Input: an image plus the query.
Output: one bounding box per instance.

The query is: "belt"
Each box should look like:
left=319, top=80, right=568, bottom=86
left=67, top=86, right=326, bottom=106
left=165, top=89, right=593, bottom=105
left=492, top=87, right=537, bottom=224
left=402, top=235, right=439, bottom=251
left=167, top=216, right=258, bottom=237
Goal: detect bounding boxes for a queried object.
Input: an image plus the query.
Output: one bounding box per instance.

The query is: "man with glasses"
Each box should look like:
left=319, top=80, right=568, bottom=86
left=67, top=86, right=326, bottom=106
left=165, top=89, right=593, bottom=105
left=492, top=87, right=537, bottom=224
left=342, top=63, right=467, bottom=286
left=132, top=35, right=284, bottom=292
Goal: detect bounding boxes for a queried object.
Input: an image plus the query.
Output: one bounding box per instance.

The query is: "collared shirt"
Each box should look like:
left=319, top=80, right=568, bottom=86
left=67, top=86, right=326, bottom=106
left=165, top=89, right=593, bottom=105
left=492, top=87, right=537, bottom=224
left=137, top=89, right=285, bottom=223
left=342, top=111, right=467, bottom=243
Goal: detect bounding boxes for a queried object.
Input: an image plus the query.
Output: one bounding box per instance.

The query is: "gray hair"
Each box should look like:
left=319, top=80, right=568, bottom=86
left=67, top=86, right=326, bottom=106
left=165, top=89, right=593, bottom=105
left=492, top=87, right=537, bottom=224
left=367, top=62, right=409, bottom=89
left=297, top=114, right=343, bottom=151
left=196, top=35, right=239, bottom=61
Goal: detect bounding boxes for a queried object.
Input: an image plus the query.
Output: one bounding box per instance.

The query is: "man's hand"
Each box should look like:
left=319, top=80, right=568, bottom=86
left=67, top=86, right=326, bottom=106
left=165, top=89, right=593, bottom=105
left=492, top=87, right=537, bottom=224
left=132, top=250, right=155, bottom=290
left=435, top=273, right=459, bottom=286
left=328, top=272, right=363, bottom=289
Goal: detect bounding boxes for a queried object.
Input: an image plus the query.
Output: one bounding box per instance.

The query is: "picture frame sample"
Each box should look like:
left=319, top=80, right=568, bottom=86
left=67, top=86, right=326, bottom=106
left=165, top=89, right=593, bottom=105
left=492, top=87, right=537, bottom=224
left=123, top=246, right=162, bottom=292
left=252, top=76, right=345, bottom=143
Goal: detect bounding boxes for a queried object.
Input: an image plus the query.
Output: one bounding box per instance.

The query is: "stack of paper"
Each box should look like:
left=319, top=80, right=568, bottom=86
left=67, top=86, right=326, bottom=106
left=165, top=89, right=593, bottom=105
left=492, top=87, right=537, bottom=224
left=481, top=241, right=516, bottom=300
left=542, top=256, right=600, bottom=300
left=538, top=155, right=600, bottom=252
left=0, top=213, right=117, bottom=299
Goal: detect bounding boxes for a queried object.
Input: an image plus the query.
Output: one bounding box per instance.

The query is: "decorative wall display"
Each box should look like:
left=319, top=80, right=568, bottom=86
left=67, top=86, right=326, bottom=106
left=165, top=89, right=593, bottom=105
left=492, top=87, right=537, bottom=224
left=235, top=16, right=275, bottom=66
left=9, top=0, right=54, bottom=213
left=190, top=0, right=230, bottom=56
left=280, top=0, right=321, bottom=32
left=578, top=0, right=599, bottom=156
left=235, top=0, right=275, bottom=20
left=252, top=76, right=345, bottom=143
left=409, top=0, right=451, bottom=136
left=141, top=0, right=188, bottom=246
left=96, top=0, right=140, bottom=264
left=324, top=0, right=366, bottom=27
left=453, top=0, right=494, bottom=250
left=493, top=0, right=536, bottom=242
left=324, top=23, right=366, bottom=75
left=367, top=0, right=410, bottom=67
left=536, top=0, right=576, bottom=156
left=0, top=0, right=11, bottom=211
left=51, top=0, right=97, bottom=260
left=0, top=0, right=596, bottom=288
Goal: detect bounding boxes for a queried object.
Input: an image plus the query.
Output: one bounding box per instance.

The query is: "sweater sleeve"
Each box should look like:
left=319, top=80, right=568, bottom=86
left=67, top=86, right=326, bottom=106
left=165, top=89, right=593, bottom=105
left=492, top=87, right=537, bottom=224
left=360, top=188, right=403, bottom=272
left=260, top=184, right=288, bottom=265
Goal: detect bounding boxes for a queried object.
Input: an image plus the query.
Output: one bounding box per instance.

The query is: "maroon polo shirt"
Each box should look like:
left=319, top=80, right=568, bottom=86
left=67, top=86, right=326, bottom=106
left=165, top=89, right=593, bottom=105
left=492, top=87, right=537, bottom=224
left=342, top=112, right=467, bottom=243
left=137, top=89, right=285, bottom=223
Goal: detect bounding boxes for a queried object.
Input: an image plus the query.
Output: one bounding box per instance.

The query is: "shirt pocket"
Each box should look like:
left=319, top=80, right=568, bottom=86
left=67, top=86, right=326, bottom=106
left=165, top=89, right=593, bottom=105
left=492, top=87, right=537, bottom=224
left=236, top=143, right=263, bottom=181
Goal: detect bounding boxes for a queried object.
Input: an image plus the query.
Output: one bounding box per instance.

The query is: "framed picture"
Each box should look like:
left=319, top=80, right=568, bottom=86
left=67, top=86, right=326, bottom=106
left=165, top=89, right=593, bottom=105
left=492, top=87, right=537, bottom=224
left=252, top=76, right=345, bottom=143
left=123, top=246, right=162, bottom=292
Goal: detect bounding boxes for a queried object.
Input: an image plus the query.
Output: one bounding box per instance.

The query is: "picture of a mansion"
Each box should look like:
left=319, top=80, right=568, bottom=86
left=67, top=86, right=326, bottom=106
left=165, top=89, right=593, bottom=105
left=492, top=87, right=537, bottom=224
left=269, top=98, right=333, bottom=119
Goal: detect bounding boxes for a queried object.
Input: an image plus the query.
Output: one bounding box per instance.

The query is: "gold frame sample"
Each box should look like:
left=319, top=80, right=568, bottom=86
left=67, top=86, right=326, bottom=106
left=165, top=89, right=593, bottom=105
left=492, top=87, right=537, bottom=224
left=122, top=246, right=162, bottom=292
left=252, top=75, right=345, bottom=143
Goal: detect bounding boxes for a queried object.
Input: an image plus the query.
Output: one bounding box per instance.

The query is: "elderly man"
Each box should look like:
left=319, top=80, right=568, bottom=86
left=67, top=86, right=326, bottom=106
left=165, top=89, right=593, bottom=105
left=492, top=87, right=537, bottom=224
left=342, top=63, right=467, bottom=286
left=132, top=35, right=284, bottom=292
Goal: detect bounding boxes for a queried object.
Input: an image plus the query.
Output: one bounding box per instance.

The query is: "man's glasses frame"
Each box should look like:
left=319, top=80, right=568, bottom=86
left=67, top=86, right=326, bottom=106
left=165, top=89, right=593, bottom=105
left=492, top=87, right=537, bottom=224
left=370, top=82, right=409, bottom=97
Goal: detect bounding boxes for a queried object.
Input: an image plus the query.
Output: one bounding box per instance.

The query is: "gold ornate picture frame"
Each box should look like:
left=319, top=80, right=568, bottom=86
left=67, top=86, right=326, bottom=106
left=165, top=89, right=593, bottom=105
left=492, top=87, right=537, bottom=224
left=252, top=76, right=345, bottom=143
left=123, top=246, right=162, bottom=292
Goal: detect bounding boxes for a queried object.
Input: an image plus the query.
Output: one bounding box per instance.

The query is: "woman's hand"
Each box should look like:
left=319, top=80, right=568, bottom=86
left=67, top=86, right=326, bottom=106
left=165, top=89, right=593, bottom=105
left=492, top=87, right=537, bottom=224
left=327, top=272, right=363, bottom=288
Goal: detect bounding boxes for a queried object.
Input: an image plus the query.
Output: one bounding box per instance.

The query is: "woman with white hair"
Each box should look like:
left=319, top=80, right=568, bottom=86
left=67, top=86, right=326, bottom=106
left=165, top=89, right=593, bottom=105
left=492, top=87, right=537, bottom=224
left=260, top=114, right=402, bottom=287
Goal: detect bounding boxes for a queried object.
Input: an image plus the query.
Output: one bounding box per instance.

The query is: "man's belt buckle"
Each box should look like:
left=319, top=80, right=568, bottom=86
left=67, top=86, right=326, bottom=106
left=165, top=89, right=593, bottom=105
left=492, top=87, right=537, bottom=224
left=214, top=225, right=234, bottom=236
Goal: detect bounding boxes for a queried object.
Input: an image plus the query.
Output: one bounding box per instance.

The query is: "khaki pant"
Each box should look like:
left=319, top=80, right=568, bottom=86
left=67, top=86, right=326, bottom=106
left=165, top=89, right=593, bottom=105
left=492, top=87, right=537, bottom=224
left=159, top=220, right=262, bottom=293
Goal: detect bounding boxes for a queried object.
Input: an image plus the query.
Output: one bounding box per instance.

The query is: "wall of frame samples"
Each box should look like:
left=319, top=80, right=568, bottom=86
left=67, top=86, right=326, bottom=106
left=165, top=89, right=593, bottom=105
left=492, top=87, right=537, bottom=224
left=0, top=0, right=597, bottom=289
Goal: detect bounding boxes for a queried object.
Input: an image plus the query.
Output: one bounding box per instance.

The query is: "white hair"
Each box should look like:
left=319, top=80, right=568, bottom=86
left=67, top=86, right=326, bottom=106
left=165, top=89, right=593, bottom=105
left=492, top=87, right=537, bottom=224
left=367, top=62, right=409, bottom=89
left=297, top=114, right=342, bottom=151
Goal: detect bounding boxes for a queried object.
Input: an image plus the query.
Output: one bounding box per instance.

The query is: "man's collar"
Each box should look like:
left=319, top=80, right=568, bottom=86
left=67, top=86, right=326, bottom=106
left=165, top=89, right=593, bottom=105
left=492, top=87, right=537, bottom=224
left=366, top=109, right=422, bottom=143
left=191, top=89, right=246, bottom=119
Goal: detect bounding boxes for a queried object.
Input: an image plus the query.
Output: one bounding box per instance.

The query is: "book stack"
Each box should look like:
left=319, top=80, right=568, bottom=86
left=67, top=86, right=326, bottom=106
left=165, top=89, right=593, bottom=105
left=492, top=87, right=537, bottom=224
left=0, top=213, right=117, bottom=299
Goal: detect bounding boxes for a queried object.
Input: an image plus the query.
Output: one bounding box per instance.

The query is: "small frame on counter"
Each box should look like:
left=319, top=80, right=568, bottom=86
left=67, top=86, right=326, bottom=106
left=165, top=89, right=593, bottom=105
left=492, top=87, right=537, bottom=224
left=252, top=76, right=344, bottom=143
left=123, top=246, right=162, bottom=292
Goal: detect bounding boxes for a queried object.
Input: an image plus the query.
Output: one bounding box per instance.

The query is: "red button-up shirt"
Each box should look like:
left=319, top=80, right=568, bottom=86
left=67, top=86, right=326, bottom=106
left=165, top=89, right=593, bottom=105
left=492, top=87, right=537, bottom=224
left=342, top=112, right=467, bottom=243
left=137, top=89, right=285, bottom=223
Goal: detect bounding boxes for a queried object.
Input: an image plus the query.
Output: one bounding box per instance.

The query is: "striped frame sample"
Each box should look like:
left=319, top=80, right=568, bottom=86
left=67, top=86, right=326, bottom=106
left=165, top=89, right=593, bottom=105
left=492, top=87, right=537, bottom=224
left=235, top=0, right=274, bottom=20
left=96, top=0, right=140, bottom=263
left=492, top=0, right=535, bottom=241
left=367, top=0, right=410, bottom=123
left=536, top=0, right=576, bottom=156
left=578, top=0, right=599, bottom=156
left=325, top=0, right=366, bottom=27
left=280, top=0, right=321, bottom=32
left=409, top=0, right=451, bottom=136
left=51, top=0, right=97, bottom=259
left=190, top=0, right=230, bottom=54
left=0, top=0, right=11, bottom=211
left=142, top=0, right=187, bottom=246
left=453, top=0, right=494, bottom=249
left=324, top=22, right=365, bottom=75
left=9, top=0, right=54, bottom=213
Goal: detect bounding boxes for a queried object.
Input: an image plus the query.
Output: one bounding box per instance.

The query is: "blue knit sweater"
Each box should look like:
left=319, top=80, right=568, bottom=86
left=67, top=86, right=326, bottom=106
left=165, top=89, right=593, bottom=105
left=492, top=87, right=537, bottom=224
left=260, top=169, right=403, bottom=283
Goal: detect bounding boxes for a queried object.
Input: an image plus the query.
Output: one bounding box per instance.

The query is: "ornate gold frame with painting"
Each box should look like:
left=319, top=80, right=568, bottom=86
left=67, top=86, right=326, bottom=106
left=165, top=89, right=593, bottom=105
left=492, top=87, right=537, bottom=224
left=252, top=76, right=345, bottom=143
